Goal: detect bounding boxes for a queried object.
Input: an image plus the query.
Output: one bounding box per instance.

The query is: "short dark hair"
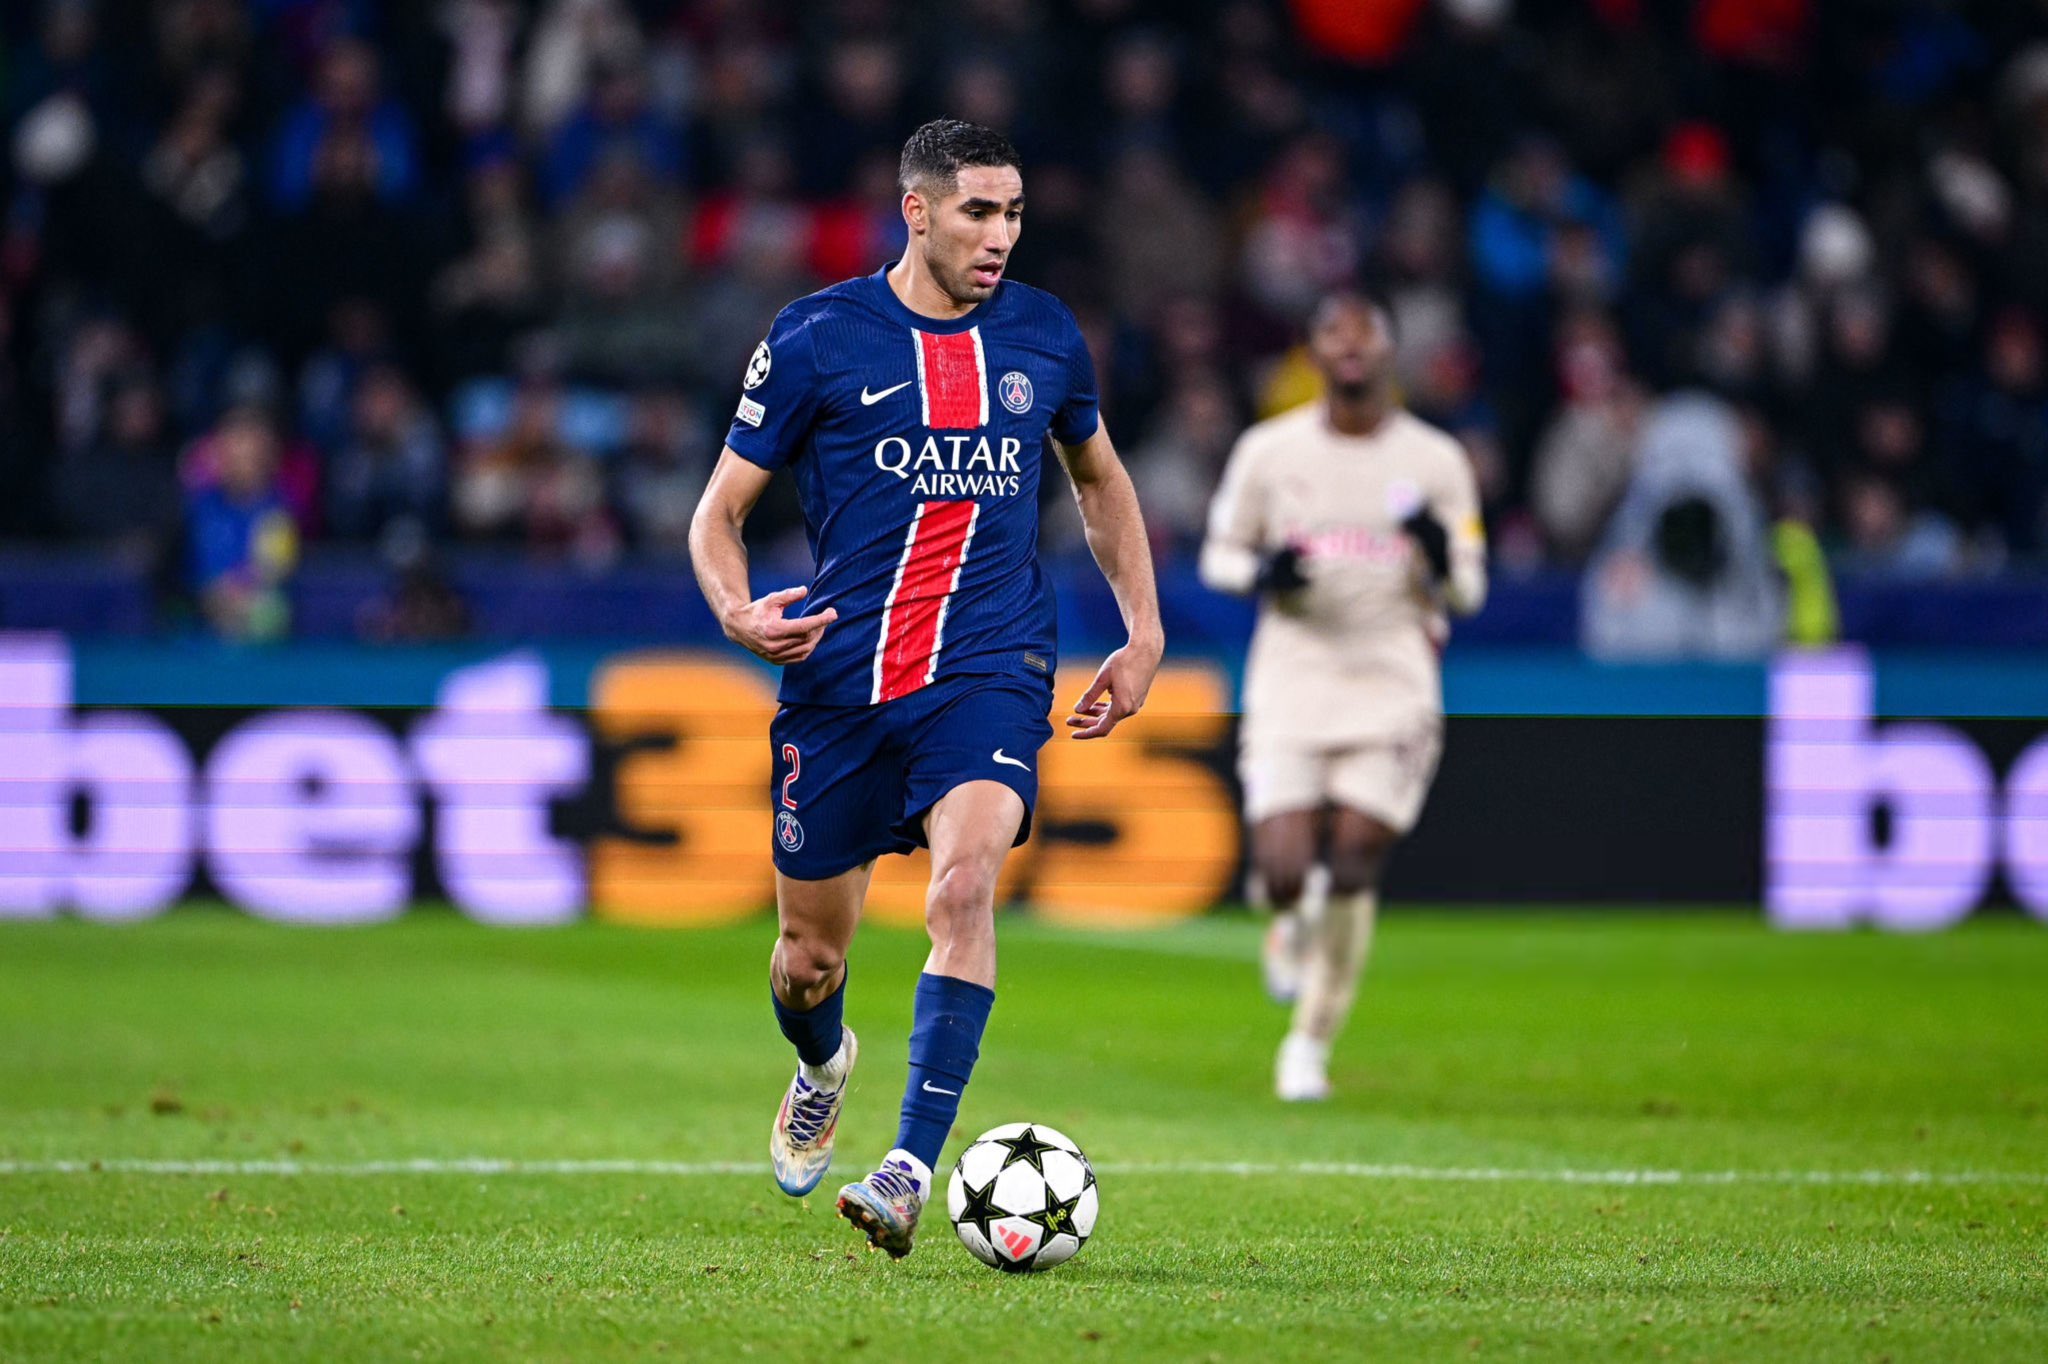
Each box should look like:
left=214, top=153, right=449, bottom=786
left=1311, top=289, right=1396, bottom=340
left=898, top=119, right=1021, bottom=198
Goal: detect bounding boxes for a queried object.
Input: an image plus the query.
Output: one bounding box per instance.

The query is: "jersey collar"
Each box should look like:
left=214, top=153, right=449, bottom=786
left=868, top=262, right=1001, bottom=334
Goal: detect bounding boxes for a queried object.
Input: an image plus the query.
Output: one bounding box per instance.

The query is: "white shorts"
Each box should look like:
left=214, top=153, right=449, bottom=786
left=1239, top=724, right=1443, bottom=833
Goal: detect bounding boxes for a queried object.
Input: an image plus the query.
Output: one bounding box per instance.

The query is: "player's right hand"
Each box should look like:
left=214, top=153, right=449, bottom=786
left=723, top=585, right=837, bottom=666
left=1253, top=544, right=1310, bottom=594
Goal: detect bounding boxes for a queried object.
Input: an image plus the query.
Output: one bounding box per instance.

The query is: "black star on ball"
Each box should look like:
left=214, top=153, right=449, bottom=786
left=992, top=1126, right=1062, bottom=1175
left=1028, top=1187, right=1081, bottom=1239
left=954, top=1174, right=1004, bottom=1245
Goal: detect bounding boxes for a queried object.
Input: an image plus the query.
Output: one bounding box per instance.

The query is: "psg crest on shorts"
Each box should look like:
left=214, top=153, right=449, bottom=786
left=744, top=340, right=772, bottom=390
left=775, top=809, right=804, bottom=852
left=999, top=371, right=1033, bottom=414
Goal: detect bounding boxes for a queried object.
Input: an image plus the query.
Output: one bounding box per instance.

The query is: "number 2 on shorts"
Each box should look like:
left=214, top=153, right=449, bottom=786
left=780, top=743, right=801, bottom=810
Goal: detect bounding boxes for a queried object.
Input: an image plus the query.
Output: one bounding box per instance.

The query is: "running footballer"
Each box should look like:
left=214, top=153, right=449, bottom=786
left=689, top=120, right=1163, bottom=1257
left=1200, top=294, right=1487, bottom=1101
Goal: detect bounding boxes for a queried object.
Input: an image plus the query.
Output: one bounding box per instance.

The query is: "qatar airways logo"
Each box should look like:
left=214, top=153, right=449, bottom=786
left=874, top=434, right=1025, bottom=498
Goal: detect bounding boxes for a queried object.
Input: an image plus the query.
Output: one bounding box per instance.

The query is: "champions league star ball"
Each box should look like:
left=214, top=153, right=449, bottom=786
left=947, top=1123, right=1098, bottom=1272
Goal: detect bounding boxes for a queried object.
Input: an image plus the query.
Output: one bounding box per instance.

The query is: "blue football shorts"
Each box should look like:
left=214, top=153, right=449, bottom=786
left=767, top=673, right=1056, bottom=880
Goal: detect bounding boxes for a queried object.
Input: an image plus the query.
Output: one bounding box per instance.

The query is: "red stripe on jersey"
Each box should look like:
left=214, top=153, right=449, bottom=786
left=914, top=329, right=988, bottom=429
left=873, top=500, right=981, bottom=703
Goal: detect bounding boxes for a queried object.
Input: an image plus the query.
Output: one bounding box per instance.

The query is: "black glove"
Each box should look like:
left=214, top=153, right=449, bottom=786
left=1400, top=508, right=1450, bottom=584
left=1253, top=544, right=1310, bottom=594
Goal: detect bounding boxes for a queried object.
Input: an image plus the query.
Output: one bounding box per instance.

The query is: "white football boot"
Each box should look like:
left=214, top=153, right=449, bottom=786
left=1262, top=910, right=1306, bottom=1004
left=1275, top=1032, right=1332, bottom=1102
left=769, top=1028, right=857, bottom=1197
left=835, top=1148, right=932, bottom=1259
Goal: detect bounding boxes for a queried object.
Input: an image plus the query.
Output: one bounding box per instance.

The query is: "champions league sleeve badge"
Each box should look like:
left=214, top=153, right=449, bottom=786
left=999, top=371, right=1033, bottom=414
left=744, top=340, right=772, bottom=390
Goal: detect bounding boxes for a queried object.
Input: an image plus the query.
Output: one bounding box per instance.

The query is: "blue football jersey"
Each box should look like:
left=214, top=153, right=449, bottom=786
left=724, top=265, right=1099, bottom=706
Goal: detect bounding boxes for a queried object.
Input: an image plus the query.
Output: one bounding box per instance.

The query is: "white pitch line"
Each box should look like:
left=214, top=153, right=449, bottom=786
left=0, top=1159, right=2042, bottom=1187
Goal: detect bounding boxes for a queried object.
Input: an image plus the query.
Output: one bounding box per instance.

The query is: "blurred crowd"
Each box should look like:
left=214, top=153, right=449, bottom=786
left=4, top=0, right=2048, bottom=640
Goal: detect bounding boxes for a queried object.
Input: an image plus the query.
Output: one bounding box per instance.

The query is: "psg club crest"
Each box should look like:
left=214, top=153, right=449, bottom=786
left=776, top=809, right=804, bottom=852
left=744, top=340, right=772, bottom=390
left=999, top=371, right=1033, bottom=414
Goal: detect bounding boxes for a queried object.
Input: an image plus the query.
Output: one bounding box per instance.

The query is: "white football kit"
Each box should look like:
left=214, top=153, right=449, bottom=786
left=1201, top=404, right=1488, bottom=831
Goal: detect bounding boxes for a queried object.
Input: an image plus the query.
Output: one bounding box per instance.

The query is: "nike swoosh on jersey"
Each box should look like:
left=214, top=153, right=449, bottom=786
left=859, top=380, right=913, bottom=406
left=992, top=749, right=1031, bottom=771
left=920, top=1080, right=959, bottom=1096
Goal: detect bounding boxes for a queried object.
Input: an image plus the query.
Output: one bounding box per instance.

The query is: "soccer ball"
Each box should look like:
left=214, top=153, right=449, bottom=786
left=947, top=1122, right=1098, bottom=1272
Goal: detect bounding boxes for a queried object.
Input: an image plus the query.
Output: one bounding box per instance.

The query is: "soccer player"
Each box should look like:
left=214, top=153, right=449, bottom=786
left=1199, top=294, right=1487, bottom=1102
left=688, top=120, right=1163, bottom=1257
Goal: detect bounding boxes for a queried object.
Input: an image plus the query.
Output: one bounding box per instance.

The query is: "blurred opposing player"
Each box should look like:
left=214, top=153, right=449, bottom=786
left=1199, top=294, right=1486, bottom=1101
left=689, top=121, right=1163, bottom=1255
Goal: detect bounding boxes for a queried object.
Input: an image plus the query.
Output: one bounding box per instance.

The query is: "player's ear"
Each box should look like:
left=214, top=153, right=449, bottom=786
left=901, top=189, right=927, bottom=237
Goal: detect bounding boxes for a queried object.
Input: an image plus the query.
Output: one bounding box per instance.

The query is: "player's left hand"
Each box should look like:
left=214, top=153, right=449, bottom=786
left=1065, top=637, right=1163, bottom=740
left=1400, top=507, right=1451, bottom=584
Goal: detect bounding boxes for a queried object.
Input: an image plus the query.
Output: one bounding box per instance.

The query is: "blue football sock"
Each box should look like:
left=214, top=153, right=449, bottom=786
left=894, top=972, right=995, bottom=1170
left=771, top=964, right=846, bottom=1068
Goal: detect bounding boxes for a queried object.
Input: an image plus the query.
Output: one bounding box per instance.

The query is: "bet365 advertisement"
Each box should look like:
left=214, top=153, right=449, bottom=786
left=2, top=633, right=2044, bottom=929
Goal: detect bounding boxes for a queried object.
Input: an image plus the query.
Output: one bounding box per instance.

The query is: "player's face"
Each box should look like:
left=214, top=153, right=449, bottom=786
left=1309, top=298, right=1395, bottom=397
left=913, top=164, right=1024, bottom=304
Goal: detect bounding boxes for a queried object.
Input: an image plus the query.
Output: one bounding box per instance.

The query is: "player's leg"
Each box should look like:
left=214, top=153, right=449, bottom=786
left=1278, top=727, right=1440, bottom=1100
left=765, top=705, right=901, bottom=1197
left=766, top=865, right=870, bottom=1196
left=1252, top=806, right=1327, bottom=1003
left=837, top=677, right=1047, bottom=1257
left=836, top=779, right=1022, bottom=1256
left=1243, top=742, right=1330, bottom=1004
left=1278, top=807, right=1398, bottom=1099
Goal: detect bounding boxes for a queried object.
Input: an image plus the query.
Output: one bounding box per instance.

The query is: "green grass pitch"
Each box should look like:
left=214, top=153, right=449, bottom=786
left=1, top=906, right=2043, bottom=1361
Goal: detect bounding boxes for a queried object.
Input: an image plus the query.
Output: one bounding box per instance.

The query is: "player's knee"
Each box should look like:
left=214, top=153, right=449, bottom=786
left=1326, top=854, right=1380, bottom=897
left=1259, top=855, right=1311, bottom=909
left=1328, top=826, right=1397, bottom=895
left=925, top=861, right=999, bottom=940
left=775, top=931, right=844, bottom=999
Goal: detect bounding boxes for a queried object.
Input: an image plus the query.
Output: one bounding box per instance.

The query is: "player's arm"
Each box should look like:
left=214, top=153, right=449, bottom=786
left=1402, top=446, right=1489, bottom=616
left=1199, top=432, right=1304, bottom=596
left=688, top=447, right=836, bottom=664
left=1054, top=423, right=1164, bottom=740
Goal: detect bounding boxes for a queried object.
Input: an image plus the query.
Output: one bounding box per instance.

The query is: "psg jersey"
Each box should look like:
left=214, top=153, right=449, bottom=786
left=724, top=264, right=1100, bottom=706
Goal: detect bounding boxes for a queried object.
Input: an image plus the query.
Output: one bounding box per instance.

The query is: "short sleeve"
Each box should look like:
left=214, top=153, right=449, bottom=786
left=724, top=306, right=823, bottom=471
left=1050, top=307, right=1100, bottom=447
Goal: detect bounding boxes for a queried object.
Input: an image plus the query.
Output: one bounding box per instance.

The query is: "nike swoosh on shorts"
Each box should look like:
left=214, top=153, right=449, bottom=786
left=992, top=750, right=1031, bottom=771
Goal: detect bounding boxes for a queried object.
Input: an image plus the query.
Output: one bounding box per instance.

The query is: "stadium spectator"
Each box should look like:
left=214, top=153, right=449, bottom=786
left=541, top=46, right=685, bottom=210
left=326, top=366, right=447, bottom=547
left=1531, top=314, right=1646, bottom=564
left=1126, top=377, right=1242, bottom=557
left=452, top=378, right=617, bottom=561
left=1835, top=472, right=1965, bottom=581
left=1098, top=147, right=1226, bottom=322
left=1582, top=392, right=1786, bottom=659
left=1945, top=309, right=2048, bottom=556
left=430, top=146, right=547, bottom=387
left=299, top=299, right=396, bottom=459
left=49, top=374, right=181, bottom=572
left=265, top=129, right=426, bottom=362
left=611, top=387, right=712, bottom=559
left=184, top=405, right=298, bottom=641
left=269, top=38, right=421, bottom=213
